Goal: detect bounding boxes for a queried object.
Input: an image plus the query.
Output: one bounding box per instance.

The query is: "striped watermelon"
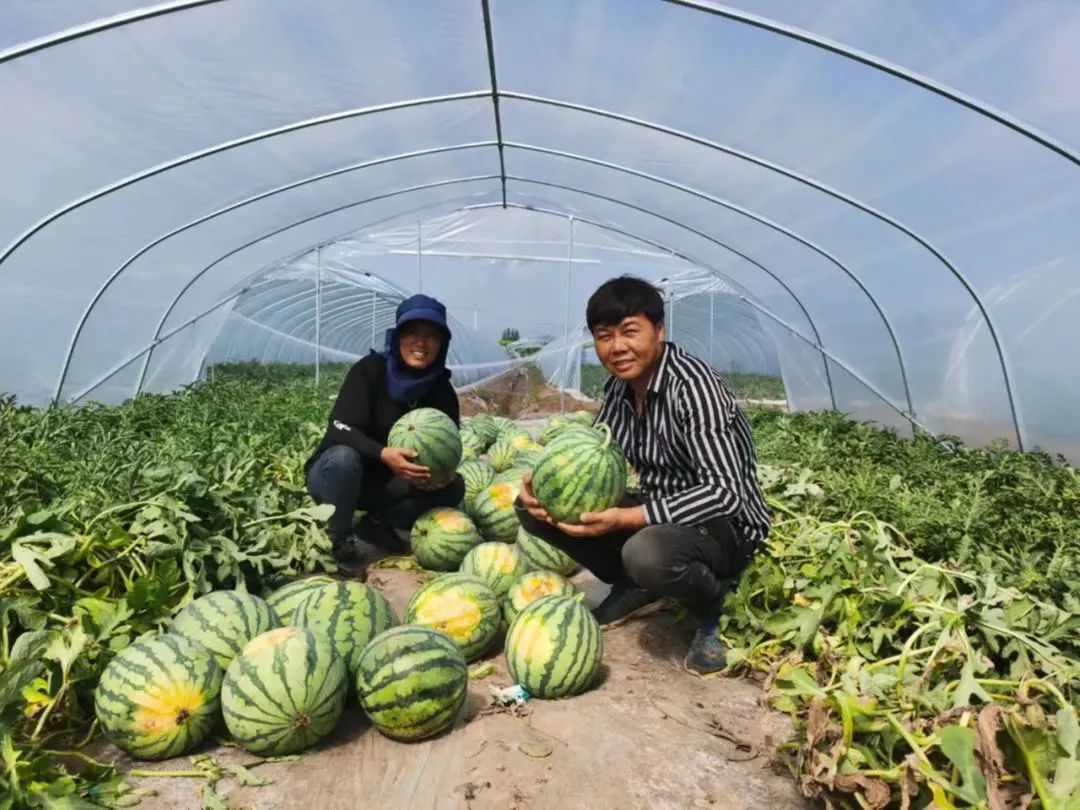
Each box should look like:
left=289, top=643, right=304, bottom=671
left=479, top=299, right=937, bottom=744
left=405, top=574, right=500, bottom=661
left=487, top=436, right=520, bottom=473
left=505, top=595, right=602, bottom=699
left=458, top=458, right=495, bottom=508
left=411, top=508, right=482, bottom=571
left=266, top=576, right=336, bottom=625
left=516, top=527, right=578, bottom=576
left=95, top=634, right=223, bottom=760
left=222, top=627, right=347, bottom=755
left=538, top=415, right=571, bottom=446
left=503, top=570, right=575, bottom=624
left=472, top=480, right=523, bottom=543
left=460, top=429, right=485, bottom=459
left=356, top=626, right=468, bottom=741
left=567, top=410, right=596, bottom=425
left=292, top=581, right=398, bottom=675
left=170, top=591, right=278, bottom=669
left=492, top=466, right=529, bottom=486
left=491, top=416, right=517, bottom=437
left=464, top=414, right=499, bottom=449
left=531, top=423, right=626, bottom=523
left=387, top=407, right=462, bottom=486
left=460, top=542, right=527, bottom=599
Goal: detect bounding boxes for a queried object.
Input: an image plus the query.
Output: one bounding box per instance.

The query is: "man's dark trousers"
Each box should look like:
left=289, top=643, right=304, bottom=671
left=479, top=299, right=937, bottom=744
left=515, top=493, right=754, bottom=616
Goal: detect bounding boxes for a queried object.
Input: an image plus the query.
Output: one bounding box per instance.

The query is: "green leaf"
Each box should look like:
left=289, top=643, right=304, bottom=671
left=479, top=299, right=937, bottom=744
left=10, top=533, right=78, bottom=591
left=223, top=763, right=271, bottom=787
left=1059, top=708, right=1080, bottom=758
left=938, top=725, right=987, bottom=806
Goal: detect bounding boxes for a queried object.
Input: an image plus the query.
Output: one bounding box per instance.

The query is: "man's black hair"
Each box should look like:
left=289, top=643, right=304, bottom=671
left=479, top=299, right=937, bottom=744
left=586, top=275, right=665, bottom=332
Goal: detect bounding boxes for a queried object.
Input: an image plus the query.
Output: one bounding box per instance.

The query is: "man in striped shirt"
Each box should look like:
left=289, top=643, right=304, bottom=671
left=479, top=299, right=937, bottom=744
left=517, top=276, right=770, bottom=675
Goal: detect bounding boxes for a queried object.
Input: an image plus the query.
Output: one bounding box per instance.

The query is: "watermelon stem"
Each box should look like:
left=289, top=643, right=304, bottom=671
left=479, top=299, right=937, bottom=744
left=596, top=422, right=612, bottom=451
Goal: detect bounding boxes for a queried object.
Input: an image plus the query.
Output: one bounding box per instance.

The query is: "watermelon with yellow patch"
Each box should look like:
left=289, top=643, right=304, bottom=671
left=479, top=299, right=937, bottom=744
left=411, top=507, right=482, bottom=571
left=505, top=595, right=602, bottom=699
left=222, top=626, right=347, bottom=755
left=471, top=479, right=523, bottom=543
left=458, top=458, right=495, bottom=511
left=459, top=541, right=527, bottom=599
left=95, top=634, right=223, bottom=760
left=503, top=570, right=575, bottom=624
left=404, top=573, right=500, bottom=661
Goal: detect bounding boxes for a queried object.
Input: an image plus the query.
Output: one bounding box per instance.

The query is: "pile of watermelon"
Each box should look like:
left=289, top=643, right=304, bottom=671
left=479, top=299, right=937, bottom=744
left=92, top=409, right=617, bottom=764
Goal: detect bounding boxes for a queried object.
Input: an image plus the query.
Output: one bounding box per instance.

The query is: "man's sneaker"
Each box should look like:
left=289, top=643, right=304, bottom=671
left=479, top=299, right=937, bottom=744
left=685, top=618, right=727, bottom=676
left=592, top=580, right=661, bottom=626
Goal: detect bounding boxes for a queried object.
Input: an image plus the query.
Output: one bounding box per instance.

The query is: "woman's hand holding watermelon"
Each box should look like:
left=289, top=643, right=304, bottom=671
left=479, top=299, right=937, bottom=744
left=380, top=445, right=431, bottom=485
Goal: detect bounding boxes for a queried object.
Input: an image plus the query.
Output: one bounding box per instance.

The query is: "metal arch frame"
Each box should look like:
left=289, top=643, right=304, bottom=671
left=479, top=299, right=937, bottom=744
left=0, top=1, right=228, bottom=63
left=477, top=201, right=925, bottom=432
left=83, top=157, right=840, bottom=408
left=75, top=185, right=499, bottom=402
left=500, top=92, right=1024, bottom=449
left=661, top=0, right=1080, bottom=169
left=504, top=141, right=914, bottom=418
left=133, top=177, right=502, bottom=394
left=131, top=164, right=843, bottom=411
left=52, top=141, right=498, bottom=402
left=480, top=0, right=507, bottom=206
left=0, top=90, right=491, bottom=273
left=241, top=286, right=390, bottom=354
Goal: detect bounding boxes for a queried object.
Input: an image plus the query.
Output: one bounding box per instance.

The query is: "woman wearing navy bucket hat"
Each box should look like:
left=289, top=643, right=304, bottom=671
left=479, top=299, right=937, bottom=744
left=304, top=293, right=464, bottom=568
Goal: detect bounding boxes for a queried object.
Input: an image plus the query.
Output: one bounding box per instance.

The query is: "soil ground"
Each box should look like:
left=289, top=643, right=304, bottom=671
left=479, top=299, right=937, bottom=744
left=113, top=569, right=807, bottom=810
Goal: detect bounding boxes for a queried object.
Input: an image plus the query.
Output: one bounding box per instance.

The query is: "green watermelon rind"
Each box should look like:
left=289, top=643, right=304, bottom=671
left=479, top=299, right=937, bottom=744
left=411, top=508, right=483, bottom=571
left=531, top=426, right=627, bottom=524
left=404, top=573, right=501, bottom=662
left=459, top=541, right=527, bottom=599
left=387, top=408, right=462, bottom=486
left=291, top=581, right=399, bottom=676
left=355, top=625, right=468, bottom=741
left=170, top=591, right=279, bottom=670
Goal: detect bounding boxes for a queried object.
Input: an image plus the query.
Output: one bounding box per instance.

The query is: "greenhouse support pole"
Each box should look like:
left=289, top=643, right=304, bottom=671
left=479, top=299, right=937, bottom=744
left=370, top=289, right=378, bottom=350
left=417, top=220, right=423, bottom=292
left=314, top=246, right=322, bottom=386
left=560, top=216, right=575, bottom=414
left=709, top=292, right=715, bottom=367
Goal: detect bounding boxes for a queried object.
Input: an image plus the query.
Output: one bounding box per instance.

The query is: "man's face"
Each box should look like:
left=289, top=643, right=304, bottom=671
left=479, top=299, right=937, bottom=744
left=592, top=315, right=665, bottom=382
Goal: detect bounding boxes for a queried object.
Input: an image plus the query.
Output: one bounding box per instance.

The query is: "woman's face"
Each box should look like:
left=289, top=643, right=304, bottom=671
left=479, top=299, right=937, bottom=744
left=397, top=320, right=444, bottom=370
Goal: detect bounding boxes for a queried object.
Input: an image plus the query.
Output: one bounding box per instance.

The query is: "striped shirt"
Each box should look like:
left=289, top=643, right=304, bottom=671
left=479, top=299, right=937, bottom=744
left=595, top=342, right=771, bottom=545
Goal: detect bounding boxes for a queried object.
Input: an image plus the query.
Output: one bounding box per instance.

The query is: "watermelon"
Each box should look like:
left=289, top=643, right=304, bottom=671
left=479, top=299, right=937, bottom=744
left=531, top=423, right=626, bottom=524
left=491, top=416, right=517, bottom=437
left=492, top=466, right=529, bottom=486
left=292, top=581, right=398, bottom=675
left=505, top=595, right=602, bottom=699
left=405, top=573, right=500, bottom=661
left=503, top=570, right=575, bottom=624
left=458, top=458, right=495, bottom=508
left=472, top=479, right=523, bottom=543
left=538, top=415, right=571, bottom=445
left=95, top=634, right=223, bottom=760
left=265, top=576, right=336, bottom=625
left=487, top=436, right=520, bottom=473
left=567, top=410, right=596, bottom=425
left=222, top=627, right=347, bottom=755
left=460, top=429, right=485, bottom=458
left=170, top=591, right=278, bottom=669
left=460, top=542, right=527, bottom=599
left=411, top=507, right=482, bottom=571
left=356, top=626, right=468, bottom=741
left=387, top=407, right=462, bottom=486
left=516, top=527, right=578, bottom=576
left=464, top=414, right=499, bottom=449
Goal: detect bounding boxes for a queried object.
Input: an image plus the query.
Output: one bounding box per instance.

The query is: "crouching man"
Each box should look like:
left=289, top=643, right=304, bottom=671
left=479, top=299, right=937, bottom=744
left=517, top=276, right=770, bottom=675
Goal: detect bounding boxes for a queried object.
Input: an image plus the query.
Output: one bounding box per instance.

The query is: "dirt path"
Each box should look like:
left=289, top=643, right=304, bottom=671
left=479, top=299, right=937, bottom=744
left=118, top=569, right=807, bottom=809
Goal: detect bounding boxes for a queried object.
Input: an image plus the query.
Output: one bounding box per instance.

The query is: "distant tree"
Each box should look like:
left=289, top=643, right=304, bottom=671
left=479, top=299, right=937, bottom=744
left=499, top=327, right=520, bottom=345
